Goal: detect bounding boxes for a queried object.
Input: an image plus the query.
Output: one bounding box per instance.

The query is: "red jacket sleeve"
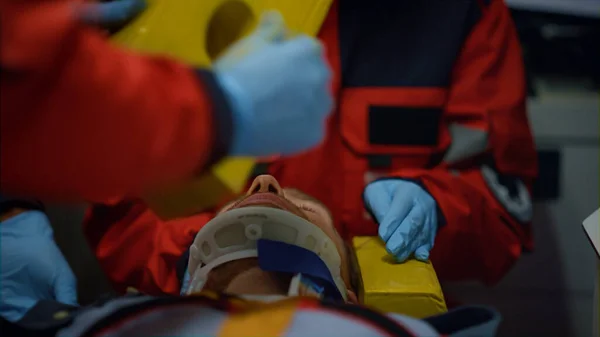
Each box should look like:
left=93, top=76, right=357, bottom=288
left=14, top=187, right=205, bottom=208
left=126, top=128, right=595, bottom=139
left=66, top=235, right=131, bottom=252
left=83, top=200, right=211, bottom=295
left=388, top=0, right=537, bottom=285
left=0, top=0, right=233, bottom=202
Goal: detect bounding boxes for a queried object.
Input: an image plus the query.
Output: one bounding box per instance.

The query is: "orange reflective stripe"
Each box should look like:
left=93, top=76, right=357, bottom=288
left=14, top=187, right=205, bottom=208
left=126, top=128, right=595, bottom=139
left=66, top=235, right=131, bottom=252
left=218, top=298, right=301, bottom=337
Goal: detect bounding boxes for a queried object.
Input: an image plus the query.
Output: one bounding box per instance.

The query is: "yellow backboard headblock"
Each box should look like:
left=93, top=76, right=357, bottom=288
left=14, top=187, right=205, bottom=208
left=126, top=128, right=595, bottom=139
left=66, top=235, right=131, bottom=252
left=352, top=237, right=447, bottom=318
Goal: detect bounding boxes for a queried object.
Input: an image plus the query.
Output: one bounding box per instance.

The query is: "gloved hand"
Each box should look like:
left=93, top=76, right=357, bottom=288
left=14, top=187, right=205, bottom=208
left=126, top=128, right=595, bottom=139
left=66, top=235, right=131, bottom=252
left=0, top=211, right=77, bottom=322
left=75, top=0, right=147, bottom=27
left=215, top=11, right=333, bottom=157
left=364, top=180, right=438, bottom=262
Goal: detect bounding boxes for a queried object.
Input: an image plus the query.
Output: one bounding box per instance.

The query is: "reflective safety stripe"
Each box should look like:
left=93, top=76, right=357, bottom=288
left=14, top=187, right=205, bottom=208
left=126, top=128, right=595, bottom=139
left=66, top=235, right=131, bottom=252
left=481, top=165, right=533, bottom=223
left=218, top=298, right=300, bottom=337
left=443, top=124, right=489, bottom=164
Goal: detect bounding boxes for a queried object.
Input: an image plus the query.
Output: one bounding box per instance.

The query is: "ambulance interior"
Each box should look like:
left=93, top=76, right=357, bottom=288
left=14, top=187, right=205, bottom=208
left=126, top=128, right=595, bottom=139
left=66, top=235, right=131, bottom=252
left=45, top=1, right=599, bottom=336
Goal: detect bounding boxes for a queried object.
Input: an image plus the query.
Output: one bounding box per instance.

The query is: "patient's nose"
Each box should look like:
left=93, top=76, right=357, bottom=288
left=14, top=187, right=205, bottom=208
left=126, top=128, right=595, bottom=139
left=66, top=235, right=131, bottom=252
left=246, top=175, right=284, bottom=196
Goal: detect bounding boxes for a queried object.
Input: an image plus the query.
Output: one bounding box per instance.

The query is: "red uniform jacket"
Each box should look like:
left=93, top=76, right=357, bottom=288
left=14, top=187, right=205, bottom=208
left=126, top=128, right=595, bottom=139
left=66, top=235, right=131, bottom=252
left=84, top=0, right=537, bottom=295
left=0, top=0, right=232, bottom=202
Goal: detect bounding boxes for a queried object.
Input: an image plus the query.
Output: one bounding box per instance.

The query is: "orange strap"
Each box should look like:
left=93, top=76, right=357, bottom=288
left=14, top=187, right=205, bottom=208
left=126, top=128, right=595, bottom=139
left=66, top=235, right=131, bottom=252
left=218, top=298, right=301, bottom=337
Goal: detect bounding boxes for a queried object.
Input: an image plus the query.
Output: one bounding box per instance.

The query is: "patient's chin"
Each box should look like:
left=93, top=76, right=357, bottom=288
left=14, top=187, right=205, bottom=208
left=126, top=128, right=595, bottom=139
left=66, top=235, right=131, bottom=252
left=224, top=267, right=290, bottom=296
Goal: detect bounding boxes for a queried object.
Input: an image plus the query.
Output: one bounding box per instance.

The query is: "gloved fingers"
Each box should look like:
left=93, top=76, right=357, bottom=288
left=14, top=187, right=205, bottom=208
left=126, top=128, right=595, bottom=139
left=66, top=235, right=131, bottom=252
left=363, top=182, right=393, bottom=225
left=318, top=88, right=334, bottom=119
left=0, top=296, right=38, bottom=322
left=307, top=80, right=333, bottom=122
left=254, top=11, right=287, bottom=43
left=52, top=249, right=78, bottom=305
left=0, top=211, right=54, bottom=238
left=314, top=55, right=333, bottom=95
left=378, top=190, right=414, bottom=242
left=214, top=11, right=288, bottom=71
left=413, top=193, right=437, bottom=247
left=299, top=51, right=332, bottom=122
left=76, top=0, right=147, bottom=27
left=428, top=211, right=437, bottom=247
left=54, top=267, right=78, bottom=305
left=414, top=244, right=432, bottom=262
left=285, top=36, right=332, bottom=128
left=282, top=35, right=324, bottom=59
left=279, top=120, right=325, bottom=155
left=306, top=48, right=331, bottom=85
left=385, top=207, right=424, bottom=262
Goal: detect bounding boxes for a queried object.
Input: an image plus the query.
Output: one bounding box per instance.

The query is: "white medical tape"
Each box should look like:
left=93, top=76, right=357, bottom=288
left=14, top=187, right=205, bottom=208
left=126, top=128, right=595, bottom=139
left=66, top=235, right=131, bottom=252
left=481, top=165, right=533, bottom=223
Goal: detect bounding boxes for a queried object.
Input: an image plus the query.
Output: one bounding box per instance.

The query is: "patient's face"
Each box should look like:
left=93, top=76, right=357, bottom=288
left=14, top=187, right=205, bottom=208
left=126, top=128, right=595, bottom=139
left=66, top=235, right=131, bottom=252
left=214, top=175, right=352, bottom=297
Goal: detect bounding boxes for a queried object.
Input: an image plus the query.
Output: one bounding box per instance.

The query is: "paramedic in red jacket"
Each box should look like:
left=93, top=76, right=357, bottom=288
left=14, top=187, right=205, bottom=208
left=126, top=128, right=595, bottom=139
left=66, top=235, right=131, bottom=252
left=241, top=0, right=537, bottom=284
left=263, top=0, right=537, bottom=284
left=0, top=1, right=333, bottom=202
left=84, top=0, right=537, bottom=288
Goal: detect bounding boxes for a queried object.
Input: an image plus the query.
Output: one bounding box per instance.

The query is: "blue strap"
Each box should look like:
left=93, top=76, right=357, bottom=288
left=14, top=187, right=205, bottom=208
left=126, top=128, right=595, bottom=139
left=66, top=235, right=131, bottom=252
left=257, top=239, right=342, bottom=300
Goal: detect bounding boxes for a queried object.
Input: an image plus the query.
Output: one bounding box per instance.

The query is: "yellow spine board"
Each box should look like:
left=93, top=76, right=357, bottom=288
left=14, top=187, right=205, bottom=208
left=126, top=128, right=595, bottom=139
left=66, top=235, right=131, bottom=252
left=112, top=0, right=333, bottom=219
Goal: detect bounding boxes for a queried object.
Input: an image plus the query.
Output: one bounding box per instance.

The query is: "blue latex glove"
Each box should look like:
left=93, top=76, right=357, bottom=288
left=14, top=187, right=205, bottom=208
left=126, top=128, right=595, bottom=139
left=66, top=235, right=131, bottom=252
left=75, top=0, right=146, bottom=27
left=215, top=11, right=333, bottom=157
left=363, top=180, right=438, bottom=262
left=0, top=211, right=77, bottom=322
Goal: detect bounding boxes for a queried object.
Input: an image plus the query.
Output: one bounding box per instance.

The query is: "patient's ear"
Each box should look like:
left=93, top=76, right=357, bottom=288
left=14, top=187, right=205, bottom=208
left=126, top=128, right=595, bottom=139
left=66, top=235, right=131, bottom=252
left=346, top=289, right=358, bottom=304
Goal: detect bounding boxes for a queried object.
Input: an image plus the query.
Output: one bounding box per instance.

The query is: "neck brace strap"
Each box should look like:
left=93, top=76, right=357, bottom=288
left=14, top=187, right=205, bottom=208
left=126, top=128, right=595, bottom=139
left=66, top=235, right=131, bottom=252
left=185, top=206, right=346, bottom=301
left=258, top=239, right=343, bottom=300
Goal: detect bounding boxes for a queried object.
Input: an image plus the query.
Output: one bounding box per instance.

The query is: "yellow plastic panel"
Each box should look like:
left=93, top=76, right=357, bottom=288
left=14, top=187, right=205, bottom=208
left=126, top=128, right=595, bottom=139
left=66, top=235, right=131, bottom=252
left=353, top=237, right=447, bottom=318
left=112, top=0, right=333, bottom=66
left=112, top=0, right=333, bottom=219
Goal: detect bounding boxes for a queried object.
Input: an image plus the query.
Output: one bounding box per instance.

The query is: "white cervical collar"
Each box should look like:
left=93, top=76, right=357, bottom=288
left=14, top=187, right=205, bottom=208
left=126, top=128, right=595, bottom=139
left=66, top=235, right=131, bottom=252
left=185, top=206, right=346, bottom=301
